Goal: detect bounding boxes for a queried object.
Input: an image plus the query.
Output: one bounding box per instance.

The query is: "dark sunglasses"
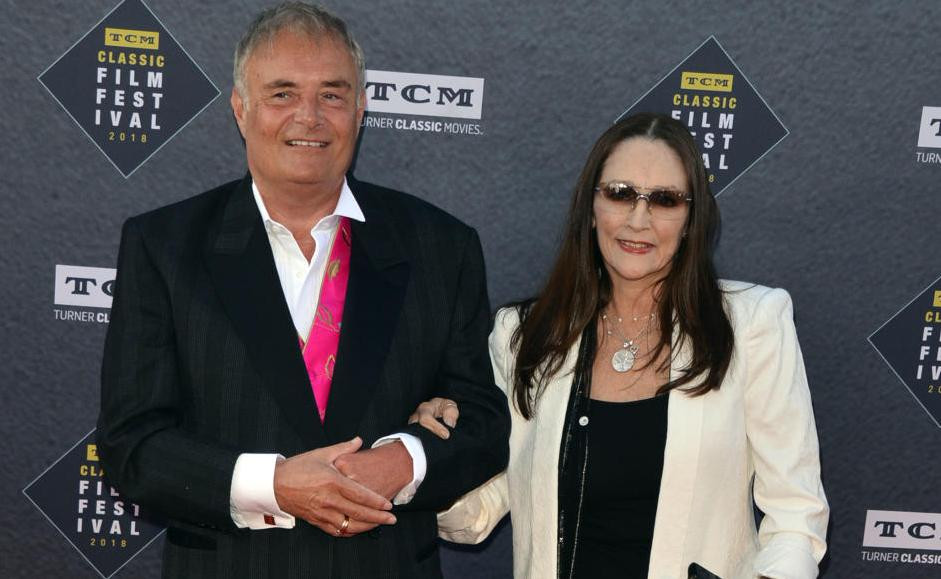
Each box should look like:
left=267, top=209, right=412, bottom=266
left=594, top=181, right=691, bottom=220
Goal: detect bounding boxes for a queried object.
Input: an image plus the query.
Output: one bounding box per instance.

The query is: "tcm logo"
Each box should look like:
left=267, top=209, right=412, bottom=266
left=863, top=510, right=941, bottom=551
left=364, top=70, right=484, bottom=120
left=918, top=106, right=941, bottom=149
left=104, top=27, right=159, bottom=50
left=681, top=71, right=734, bottom=93
left=54, top=265, right=116, bottom=309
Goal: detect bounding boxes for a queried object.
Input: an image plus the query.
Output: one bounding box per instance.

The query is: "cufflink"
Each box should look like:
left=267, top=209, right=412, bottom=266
left=263, top=514, right=275, bottom=526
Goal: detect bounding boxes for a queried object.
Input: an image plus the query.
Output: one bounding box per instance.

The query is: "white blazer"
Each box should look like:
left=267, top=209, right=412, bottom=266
left=437, top=281, right=829, bottom=579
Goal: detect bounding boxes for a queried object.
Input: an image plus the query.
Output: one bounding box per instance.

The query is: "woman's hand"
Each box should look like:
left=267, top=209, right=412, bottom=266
left=408, top=397, right=459, bottom=439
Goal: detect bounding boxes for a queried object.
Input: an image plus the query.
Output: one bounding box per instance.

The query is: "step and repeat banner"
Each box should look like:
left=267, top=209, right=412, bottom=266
left=2, top=1, right=939, bottom=577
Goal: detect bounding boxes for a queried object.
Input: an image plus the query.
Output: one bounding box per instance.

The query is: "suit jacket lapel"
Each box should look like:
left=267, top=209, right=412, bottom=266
left=531, top=337, right=580, bottom=579
left=648, top=326, right=706, bottom=578
left=323, top=181, right=410, bottom=443
left=204, top=175, right=326, bottom=447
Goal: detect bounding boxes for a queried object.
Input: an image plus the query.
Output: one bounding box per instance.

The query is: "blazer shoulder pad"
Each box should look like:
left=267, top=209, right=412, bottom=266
left=720, top=279, right=793, bottom=329
left=351, top=179, right=474, bottom=235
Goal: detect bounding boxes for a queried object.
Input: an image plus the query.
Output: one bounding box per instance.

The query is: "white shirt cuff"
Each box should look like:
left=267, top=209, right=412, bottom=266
left=373, top=433, right=426, bottom=505
left=229, top=453, right=295, bottom=529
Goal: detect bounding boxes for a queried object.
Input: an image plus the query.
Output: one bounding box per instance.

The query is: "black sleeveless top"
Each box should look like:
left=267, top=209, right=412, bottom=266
left=571, top=394, right=669, bottom=579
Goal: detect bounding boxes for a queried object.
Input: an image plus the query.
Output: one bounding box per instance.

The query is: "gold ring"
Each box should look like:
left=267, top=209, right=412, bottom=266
left=336, top=515, right=350, bottom=536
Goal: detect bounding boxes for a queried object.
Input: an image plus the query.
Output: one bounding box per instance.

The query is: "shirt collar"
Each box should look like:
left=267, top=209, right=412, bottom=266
left=251, top=178, right=366, bottom=230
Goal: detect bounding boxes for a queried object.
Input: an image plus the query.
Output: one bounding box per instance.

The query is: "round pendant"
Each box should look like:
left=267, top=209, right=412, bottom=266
left=611, top=347, right=635, bottom=373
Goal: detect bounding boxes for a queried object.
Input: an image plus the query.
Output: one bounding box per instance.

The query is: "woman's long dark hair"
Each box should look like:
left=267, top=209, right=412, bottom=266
left=511, top=112, right=734, bottom=419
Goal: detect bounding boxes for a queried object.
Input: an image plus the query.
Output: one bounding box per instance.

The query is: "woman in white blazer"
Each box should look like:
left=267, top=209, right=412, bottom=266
left=413, top=113, right=828, bottom=579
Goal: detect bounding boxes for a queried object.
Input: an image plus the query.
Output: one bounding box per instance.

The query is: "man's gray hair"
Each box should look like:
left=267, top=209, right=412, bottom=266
left=233, top=2, right=366, bottom=97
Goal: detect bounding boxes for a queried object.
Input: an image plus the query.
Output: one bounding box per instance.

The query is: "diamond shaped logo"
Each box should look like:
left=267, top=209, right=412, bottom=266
left=617, top=36, right=788, bottom=196
left=869, top=276, right=941, bottom=428
left=23, top=429, right=165, bottom=578
left=38, top=0, right=219, bottom=177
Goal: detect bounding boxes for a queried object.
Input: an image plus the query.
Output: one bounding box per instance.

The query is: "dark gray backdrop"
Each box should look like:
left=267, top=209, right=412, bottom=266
left=2, top=1, right=939, bottom=577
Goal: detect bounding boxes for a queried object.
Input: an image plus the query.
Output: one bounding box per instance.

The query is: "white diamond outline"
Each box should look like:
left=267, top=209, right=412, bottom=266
left=867, top=273, right=941, bottom=429
left=36, top=0, right=220, bottom=179
left=614, top=35, right=789, bottom=198
left=21, top=427, right=166, bottom=579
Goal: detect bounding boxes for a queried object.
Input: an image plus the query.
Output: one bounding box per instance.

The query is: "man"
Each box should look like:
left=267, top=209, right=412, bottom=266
left=96, top=3, right=509, bottom=577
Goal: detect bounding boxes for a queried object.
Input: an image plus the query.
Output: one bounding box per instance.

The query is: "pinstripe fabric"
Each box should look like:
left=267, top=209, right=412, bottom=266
left=97, top=174, right=510, bottom=578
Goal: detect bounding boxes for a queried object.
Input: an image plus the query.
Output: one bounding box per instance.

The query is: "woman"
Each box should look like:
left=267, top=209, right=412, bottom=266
left=412, top=113, right=828, bottom=579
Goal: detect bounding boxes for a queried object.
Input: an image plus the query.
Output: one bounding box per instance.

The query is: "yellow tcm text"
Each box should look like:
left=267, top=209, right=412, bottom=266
left=104, top=27, right=159, bottom=50
left=681, top=71, right=734, bottom=93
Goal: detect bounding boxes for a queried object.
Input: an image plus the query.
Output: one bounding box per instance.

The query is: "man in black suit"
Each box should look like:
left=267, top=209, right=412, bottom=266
left=96, top=3, right=509, bottom=577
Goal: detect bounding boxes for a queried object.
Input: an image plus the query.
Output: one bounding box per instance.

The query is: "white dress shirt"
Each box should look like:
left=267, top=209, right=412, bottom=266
left=229, top=179, right=426, bottom=530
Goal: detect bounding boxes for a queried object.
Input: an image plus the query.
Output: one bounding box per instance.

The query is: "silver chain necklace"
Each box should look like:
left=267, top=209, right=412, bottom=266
left=602, top=311, right=655, bottom=372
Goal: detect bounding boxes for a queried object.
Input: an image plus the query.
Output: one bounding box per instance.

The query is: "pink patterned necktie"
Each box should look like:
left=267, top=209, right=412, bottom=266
left=298, top=217, right=352, bottom=422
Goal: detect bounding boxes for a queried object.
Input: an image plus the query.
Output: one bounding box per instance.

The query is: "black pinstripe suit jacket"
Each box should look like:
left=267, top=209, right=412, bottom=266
left=97, top=174, right=510, bottom=578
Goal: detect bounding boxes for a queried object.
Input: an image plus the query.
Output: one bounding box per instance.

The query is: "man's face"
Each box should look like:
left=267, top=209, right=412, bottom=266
left=231, top=30, right=364, bottom=194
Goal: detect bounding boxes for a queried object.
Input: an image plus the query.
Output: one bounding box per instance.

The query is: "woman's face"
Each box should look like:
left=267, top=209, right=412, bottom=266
left=593, top=137, right=690, bottom=291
